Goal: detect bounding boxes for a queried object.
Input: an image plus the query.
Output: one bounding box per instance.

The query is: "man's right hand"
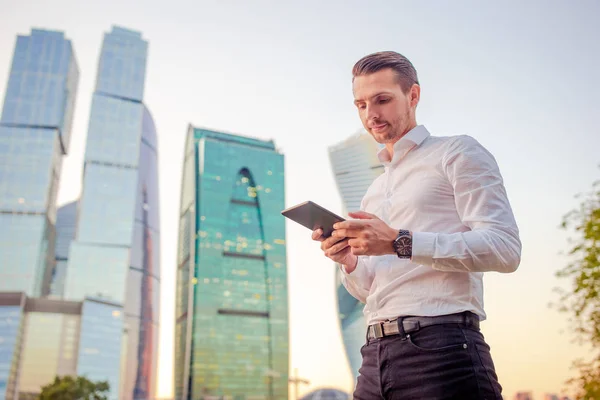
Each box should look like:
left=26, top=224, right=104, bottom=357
left=311, top=228, right=358, bottom=273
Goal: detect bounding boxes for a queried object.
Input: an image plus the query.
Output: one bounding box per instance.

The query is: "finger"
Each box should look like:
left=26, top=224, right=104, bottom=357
left=333, top=220, right=368, bottom=230
left=351, top=246, right=366, bottom=256
left=333, top=228, right=361, bottom=238
left=311, top=228, right=324, bottom=241
left=325, top=239, right=349, bottom=257
left=321, top=234, right=346, bottom=251
left=348, top=210, right=379, bottom=220
left=348, top=238, right=367, bottom=256
left=348, top=238, right=361, bottom=248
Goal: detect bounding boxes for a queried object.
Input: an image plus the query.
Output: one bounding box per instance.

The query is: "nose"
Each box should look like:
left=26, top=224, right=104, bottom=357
left=365, top=104, right=379, bottom=121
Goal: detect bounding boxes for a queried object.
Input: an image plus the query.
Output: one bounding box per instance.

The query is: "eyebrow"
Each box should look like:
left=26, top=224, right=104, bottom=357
left=353, top=91, right=394, bottom=105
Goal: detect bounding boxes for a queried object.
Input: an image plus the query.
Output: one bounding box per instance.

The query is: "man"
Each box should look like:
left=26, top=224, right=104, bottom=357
left=312, top=51, right=521, bottom=399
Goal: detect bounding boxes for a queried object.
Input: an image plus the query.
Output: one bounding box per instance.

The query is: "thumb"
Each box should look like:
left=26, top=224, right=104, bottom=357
left=348, top=210, right=379, bottom=220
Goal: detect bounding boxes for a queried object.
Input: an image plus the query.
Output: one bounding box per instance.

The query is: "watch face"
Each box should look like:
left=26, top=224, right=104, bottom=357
left=394, top=236, right=412, bottom=257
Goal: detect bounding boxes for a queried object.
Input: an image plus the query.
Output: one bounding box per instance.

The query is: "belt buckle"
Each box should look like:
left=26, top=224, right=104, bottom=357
left=373, top=322, right=384, bottom=338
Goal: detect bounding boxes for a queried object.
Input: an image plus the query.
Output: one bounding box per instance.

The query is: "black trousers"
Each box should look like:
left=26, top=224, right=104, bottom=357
left=354, top=321, right=503, bottom=400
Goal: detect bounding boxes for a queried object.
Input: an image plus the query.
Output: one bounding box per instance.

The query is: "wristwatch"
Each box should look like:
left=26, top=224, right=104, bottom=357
left=392, top=229, right=412, bottom=259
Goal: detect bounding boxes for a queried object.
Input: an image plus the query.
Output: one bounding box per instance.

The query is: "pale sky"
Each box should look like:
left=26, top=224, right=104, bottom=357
left=1, top=1, right=599, bottom=399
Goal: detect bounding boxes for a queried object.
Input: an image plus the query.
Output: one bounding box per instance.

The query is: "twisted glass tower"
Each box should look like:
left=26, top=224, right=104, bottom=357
left=328, top=131, right=383, bottom=383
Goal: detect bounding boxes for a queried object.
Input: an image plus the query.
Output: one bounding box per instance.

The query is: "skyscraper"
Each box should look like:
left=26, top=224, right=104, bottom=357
left=514, top=392, right=533, bottom=400
left=0, top=292, right=121, bottom=400
left=328, top=130, right=383, bottom=382
left=1, top=25, right=160, bottom=400
left=50, top=200, right=77, bottom=297
left=544, top=394, right=560, bottom=400
left=174, top=126, right=288, bottom=400
left=63, top=26, right=160, bottom=400
left=0, top=28, right=79, bottom=298
left=0, top=28, right=79, bottom=400
left=328, top=130, right=384, bottom=215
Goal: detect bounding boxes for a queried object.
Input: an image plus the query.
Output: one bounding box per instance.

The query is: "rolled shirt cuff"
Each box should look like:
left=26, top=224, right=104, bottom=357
left=411, top=231, right=436, bottom=267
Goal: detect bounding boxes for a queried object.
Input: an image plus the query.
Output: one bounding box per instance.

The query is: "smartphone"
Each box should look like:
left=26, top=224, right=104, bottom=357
left=281, top=201, right=345, bottom=238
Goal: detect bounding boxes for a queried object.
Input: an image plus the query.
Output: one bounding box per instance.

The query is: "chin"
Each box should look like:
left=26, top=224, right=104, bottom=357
left=371, top=132, right=395, bottom=144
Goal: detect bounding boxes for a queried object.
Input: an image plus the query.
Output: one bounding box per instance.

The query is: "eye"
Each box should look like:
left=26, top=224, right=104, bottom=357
left=356, top=103, right=366, bottom=110
left=378, top=98, right=390, bottom=104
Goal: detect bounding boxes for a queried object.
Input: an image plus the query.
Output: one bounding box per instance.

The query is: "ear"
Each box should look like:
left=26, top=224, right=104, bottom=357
left=410, top=84, right=420, bottom=108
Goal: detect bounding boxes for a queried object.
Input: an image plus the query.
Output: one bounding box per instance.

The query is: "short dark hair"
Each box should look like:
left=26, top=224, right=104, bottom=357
left=352, top=51, right=419, bottom=93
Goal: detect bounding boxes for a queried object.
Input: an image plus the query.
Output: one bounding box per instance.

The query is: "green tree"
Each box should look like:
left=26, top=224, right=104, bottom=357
left=38, top=376, right=110, bottom=400
left=557, top=178, right=600, bottom=400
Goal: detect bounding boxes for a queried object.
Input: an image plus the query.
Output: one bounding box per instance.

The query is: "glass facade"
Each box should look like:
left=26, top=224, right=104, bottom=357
left=64, top=26, right=159, bottom=400
left=0, top=29, right=79, bottom=150
left=18, top=313, right=63, bottom=395
left=328, top=131, right=384, bottom=214
left=334, top=269, right=367, bottom=381
left=0, top=295, right=25, bottom=400
left=123, top=105, right=161, bottom=400
left=95, top=27, right=147, bottom=102
left=0, top=29, right=79, bottom=298
left=175, top=127, right=288, bottom=400
left=77, top=300, right=123, bottom=400
left=328, top=131, right=383, bottom=383
left=0, top=296, right=82, bottom=400
left=65, top=243, right=130, bottom=303
left=50, top=201, right=77, bottom=297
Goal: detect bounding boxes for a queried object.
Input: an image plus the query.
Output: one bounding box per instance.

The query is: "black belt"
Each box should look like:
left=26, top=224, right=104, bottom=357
left=367, top=311, right=480, bottom=340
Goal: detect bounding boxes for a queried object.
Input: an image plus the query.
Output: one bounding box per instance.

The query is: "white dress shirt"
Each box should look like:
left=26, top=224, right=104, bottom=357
left=340, top=125, right=521, bottom=325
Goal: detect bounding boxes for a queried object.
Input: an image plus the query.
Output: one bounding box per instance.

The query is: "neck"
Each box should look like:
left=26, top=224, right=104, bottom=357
left=385, top=121, right=418, bottom=160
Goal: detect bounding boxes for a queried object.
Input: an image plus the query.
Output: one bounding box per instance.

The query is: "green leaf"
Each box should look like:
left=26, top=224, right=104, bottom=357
left=556, top=170, right=600, bottom=399
left=38, top=375, right=109, bottom=400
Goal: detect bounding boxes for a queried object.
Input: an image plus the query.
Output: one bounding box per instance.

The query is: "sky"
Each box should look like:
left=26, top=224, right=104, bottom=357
left=1, top=0, right=599, bottom=399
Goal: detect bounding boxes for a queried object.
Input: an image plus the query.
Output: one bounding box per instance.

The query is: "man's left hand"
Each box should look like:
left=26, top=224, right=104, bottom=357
left=332, top=211, right=398, bottom=256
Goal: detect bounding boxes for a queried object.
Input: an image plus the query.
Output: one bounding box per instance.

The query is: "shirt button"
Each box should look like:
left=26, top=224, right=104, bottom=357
left=386, top=192, right=392, bottom=198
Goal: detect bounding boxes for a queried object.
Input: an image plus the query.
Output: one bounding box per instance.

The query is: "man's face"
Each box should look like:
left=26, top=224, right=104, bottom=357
left=352, top=68, right=419, bottom=144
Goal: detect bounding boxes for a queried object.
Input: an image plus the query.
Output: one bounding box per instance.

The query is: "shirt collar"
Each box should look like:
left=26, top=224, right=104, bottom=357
left=377, top=125, right=430, bottom=164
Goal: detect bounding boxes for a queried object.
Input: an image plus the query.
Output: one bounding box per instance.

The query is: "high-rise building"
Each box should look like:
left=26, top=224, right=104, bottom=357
left=544, top=394, right=560, bottom=400
left=0, top=28, right=79, bottom=298
left=328, top=130, right=384, bottom=215
left=50, top=200, right=77, bottom=297
left=0, top=292, right=123, bottom=400
left=328, top=130, right=383, bottom=382
left=300, top=388, right=350, bottom=400
left=174, top=126, right=288, bottom=399
left=514, top=392, right=533, bottom=400
left=0, top=28, right=79, bottom=400
left=62, top=26, right=160, bottom=400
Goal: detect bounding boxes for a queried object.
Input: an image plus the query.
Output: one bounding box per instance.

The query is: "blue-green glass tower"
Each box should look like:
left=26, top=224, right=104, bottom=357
left=174, top=126, right=288, bottom=400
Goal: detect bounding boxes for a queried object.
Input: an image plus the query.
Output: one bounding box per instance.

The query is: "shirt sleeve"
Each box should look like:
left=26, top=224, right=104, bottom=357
left=339, top=256, right=373, bottom=303
left=411, top=135, right=522, bottom=273
left=338, top=197, right=376, bottom=303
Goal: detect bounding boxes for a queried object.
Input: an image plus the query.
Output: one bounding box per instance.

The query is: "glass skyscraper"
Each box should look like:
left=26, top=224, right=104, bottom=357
left=50, top=200, right=77, bottom=297
left=0, top=25, right=159, bottom=400
left=0, top=29, right=79, bottom=400
left=0, top=29, right=79, bottom=298
left=63, top=26, right=160, bottom=400
left=328, top=130, right=383, bottom=383
left=174, top=126, right=288, bottom=400
left=0, top=292, right=123, bottom=400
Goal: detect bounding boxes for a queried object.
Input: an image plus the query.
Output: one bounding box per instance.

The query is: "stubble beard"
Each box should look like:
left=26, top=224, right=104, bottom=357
left=370, top=114, right=408, bottom=144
